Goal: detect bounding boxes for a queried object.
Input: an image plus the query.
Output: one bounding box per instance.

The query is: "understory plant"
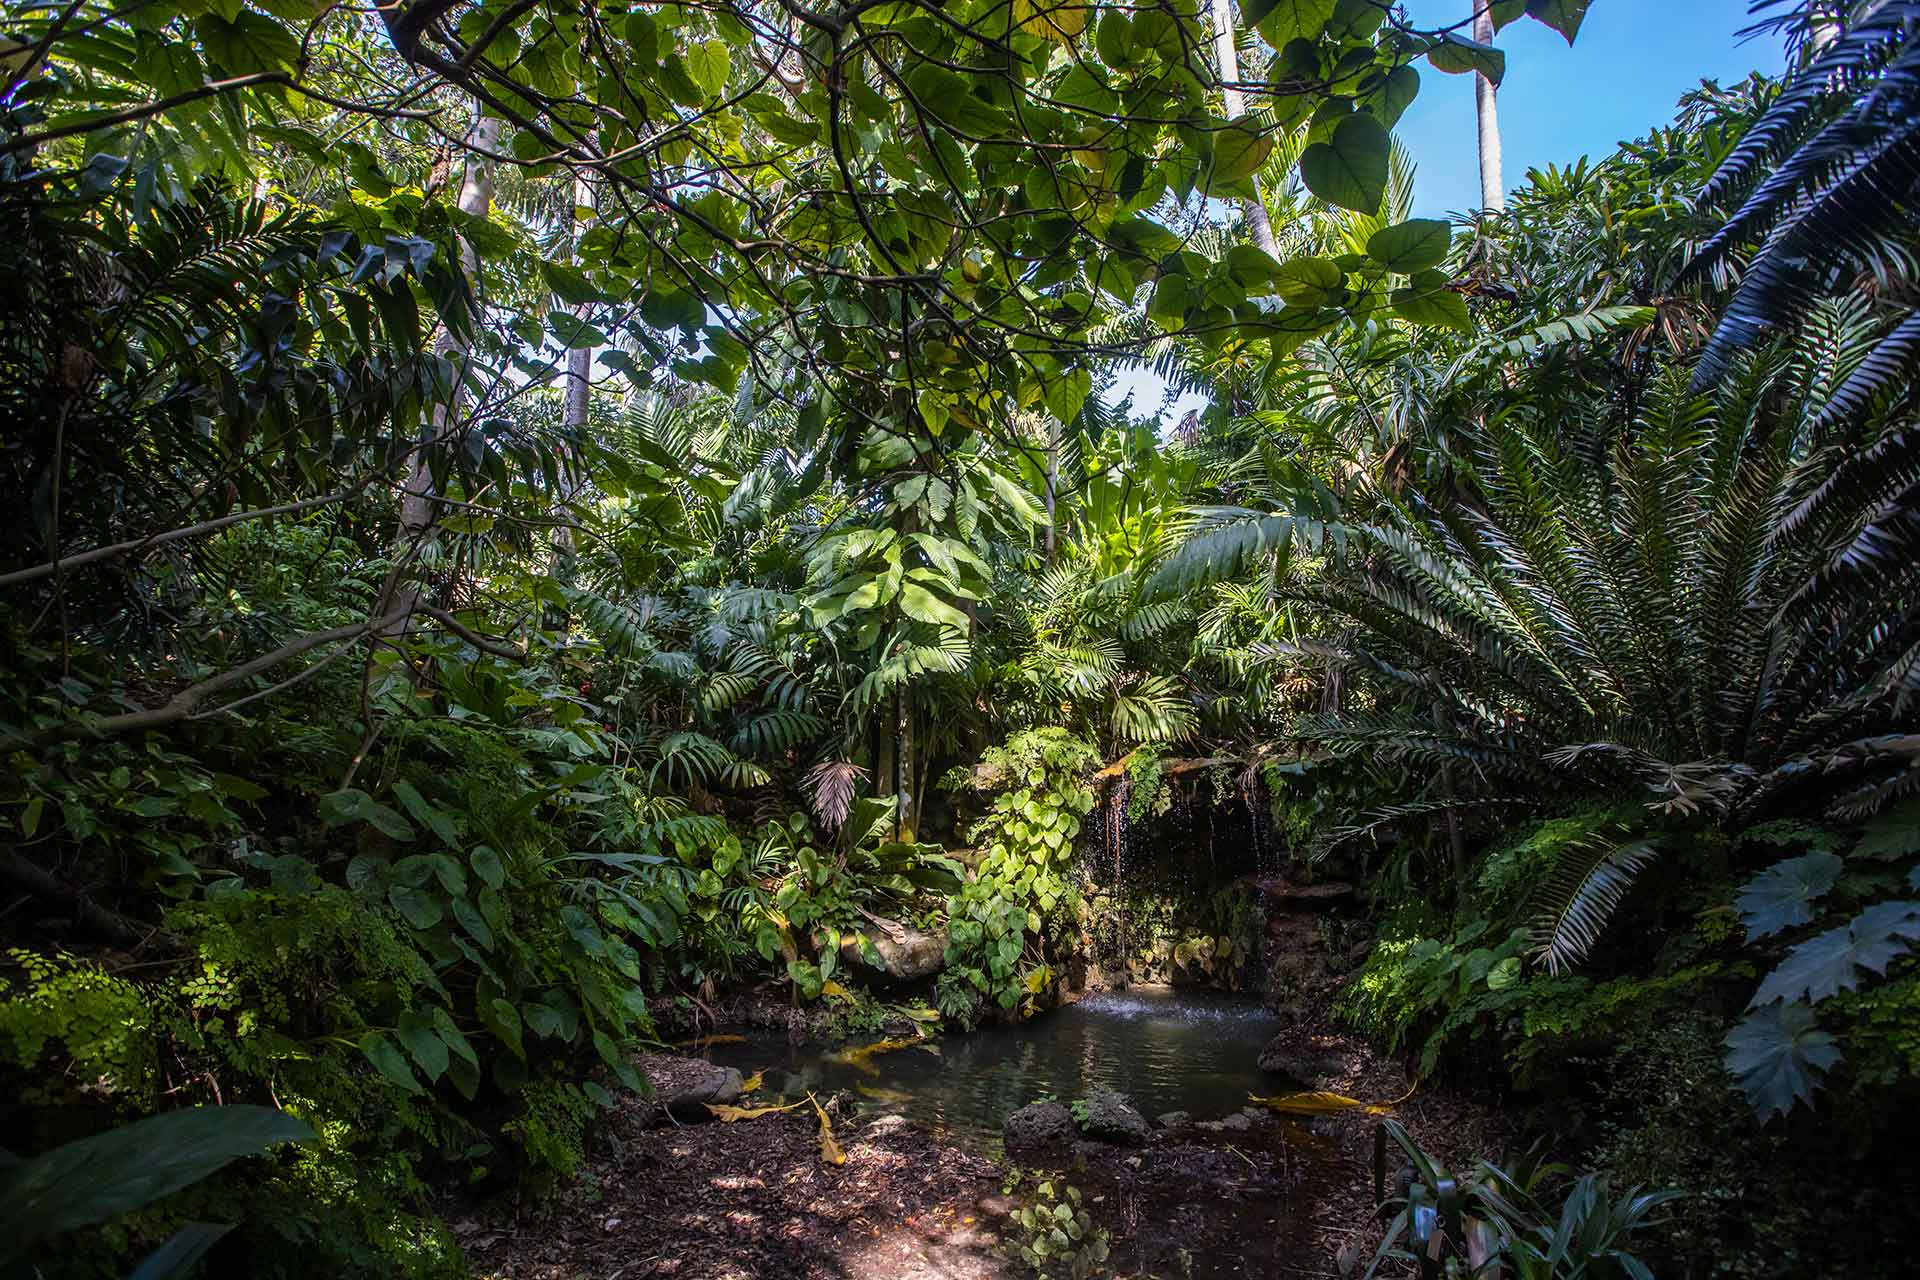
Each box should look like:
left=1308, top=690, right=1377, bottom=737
left=1368, top=1120, right=1676, bottom=1280
left=938, top=729, right=1099, bottom=1026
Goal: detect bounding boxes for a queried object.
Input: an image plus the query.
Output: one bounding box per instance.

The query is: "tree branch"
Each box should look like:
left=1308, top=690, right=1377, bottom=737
left=22, top=611, right=409, bottom=749
left=417, top=604, right=528, bottom=660
left=0, top=491, right=352, bottom=592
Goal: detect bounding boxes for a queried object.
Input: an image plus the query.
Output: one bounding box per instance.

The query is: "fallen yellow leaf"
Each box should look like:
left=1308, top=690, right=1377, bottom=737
left=706, top=1098, right=806, bottom=1123
left=807, top=1092, right=846, bottom=1166
left=1247, top=1090, right=1395, bottom=1117
left=677, top=1033, right=747, bottom=1049
left=830, top=1035, right=925, bottom=1074
left=739, top=1070, right=765, bottom=1095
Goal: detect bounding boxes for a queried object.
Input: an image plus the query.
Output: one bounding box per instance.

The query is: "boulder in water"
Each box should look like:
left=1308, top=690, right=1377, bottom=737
left=840, top=922, right=947, bottom=981
left=1257, top=1036, right=1346, bottom=1087
left=1075, top=1089, right=1150, bottom=1145
left=1004, top=1100, right=1076, bottom=1148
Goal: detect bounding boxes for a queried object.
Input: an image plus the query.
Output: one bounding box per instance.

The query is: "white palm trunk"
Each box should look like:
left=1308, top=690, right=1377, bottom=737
left=1473, top=5, right=1505, bottom=213
left=1208, top=0, right=1281, bottom=257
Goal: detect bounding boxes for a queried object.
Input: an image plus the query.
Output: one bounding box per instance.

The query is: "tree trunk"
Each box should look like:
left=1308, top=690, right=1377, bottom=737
left=1473, top=5, right=1505, bottom=214
left=1043, top=413, right=1060, bottom=564
left=553, top=173, right=596, bottom=567
left=386, top=109, right=498, bottom=632
left=1208, top=0, right=1280, bottom=258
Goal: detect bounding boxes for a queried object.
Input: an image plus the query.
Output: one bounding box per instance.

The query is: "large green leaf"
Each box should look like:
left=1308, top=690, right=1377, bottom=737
left=1523, top=0, right=1590, bottom=42
left=360, top=1031, right=423, bottom=1093
left=1273, top=256, right=1343, bottom=307
left=1043, top=368, right=1092, bottom=424
left=0, top=1107, right=312, bottom=1251
left=1203, top=117, right=1273, bottom=194
left=1366, top=219, right=1452, bottom=273
left=900, top=582, right=970, bottom=629
left=1391, top=282, right=1472, bottom=331
left=396, top=1011, right=450, bottom=1082
left=1751, top=900, right=1920, bottom=1006
left=1299, top=112, right=1389, bottom=213
left=1426, top=33, right=1505, bottom=85
left=1245, top=0, right=1334, bottom=47
left=686, top=39, right=729, bottom=99
left=1725, top=1002, right=1841, bottom=1121
left=905, top=65, right=1009, bottom=138
left=1734, top=852, right=1842, bottom=941
left=318, top=787, right=415, bottom=841
left=193, top=11, right=298, bottom=73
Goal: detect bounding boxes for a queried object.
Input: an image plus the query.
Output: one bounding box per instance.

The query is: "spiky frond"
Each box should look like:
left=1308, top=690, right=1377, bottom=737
left=1531, top=834, right=1661, bottom=974
left=1681, top=10, right=1920, bottom=386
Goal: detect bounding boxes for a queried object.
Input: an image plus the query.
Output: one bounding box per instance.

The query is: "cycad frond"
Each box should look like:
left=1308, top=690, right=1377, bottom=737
left=1531, top=833, right=1661, bottom=975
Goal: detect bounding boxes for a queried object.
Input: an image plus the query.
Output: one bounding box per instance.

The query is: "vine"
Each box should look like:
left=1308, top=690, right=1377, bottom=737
left=938, top=729, right=1099, bottom=1027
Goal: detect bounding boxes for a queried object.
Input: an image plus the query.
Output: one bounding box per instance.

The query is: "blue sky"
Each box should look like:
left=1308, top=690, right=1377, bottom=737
left=1107, top=0, right=1788, bottom=419
left=1394, top=0, right=1786, bottom=219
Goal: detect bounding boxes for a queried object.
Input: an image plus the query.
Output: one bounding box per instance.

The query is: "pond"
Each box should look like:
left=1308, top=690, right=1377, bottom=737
left=709, top=986, right=1280, bottom=1150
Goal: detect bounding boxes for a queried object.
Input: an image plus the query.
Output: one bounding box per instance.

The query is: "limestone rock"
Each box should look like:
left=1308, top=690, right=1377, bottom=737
left=1196, top=1112, right=1253, bottom=1134
left=1004, top=1100, right=1076, bottom=1148
left=862, top=1113, right=913, bottom=1137
left=1074, top=1089, right=1149, bottom=1145
left=642, top=1062, right=745, bottom=1125
left=840, top=923, right=947, bottom=981
left=1258, top=1036, right=1346, bottom=1087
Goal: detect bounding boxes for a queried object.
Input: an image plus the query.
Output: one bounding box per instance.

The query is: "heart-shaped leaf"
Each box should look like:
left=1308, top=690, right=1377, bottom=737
left=1299, top=112, right=1389, bottom=213
left=1367, top=219, right=1452, bottom=273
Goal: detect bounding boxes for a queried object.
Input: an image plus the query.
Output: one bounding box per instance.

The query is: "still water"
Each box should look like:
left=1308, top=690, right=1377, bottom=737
left=709, top=987, right=1280, bottom=1149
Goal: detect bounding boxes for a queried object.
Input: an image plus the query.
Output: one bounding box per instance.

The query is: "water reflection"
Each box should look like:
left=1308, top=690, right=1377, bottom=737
left=709, top=987, right=1278, bottom=1149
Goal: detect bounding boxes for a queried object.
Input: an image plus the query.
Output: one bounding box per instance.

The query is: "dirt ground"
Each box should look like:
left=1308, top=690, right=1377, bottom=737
left=459, top=1020, right=1509, bottom=1280
left=460, top=1081, right=1011, bottom=1280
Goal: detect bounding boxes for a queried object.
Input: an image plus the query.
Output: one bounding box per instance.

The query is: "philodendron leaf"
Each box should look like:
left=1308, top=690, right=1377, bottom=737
left=1726, top=1002, right=1841, bottom=1121
left=1299, top=112, right=1389, bottom=213
left=1366, top=219, right=1452, bottom=273
left=1735, top=851, right=1843, bottom=940
left=1750, top=900, right=1920, bottom=1006
left=0, top=1106, right=312, bottom=1250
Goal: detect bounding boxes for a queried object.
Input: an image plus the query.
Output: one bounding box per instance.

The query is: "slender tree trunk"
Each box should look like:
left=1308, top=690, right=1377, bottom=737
left=553, top=173, right=596, bottom=567
left=1208, top=0, right=1280, bottom=258
left=386, top=109, right=499, bottom=632
left=1043, top=414, right=1059, bottom=564
left=1472, top=5, right=1505, bottom=214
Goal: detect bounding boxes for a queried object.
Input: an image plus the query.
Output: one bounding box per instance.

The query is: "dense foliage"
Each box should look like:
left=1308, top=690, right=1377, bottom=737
left=3, top=0, right=1918, bottom=1276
